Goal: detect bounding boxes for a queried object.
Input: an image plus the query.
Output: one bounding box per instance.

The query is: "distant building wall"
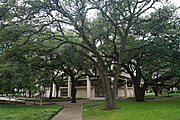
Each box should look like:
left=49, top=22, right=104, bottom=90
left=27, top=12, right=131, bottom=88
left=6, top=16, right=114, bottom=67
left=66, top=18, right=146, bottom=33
left=44, top=86, right=95, bottom=98
left=118, top=87, right=134, bottom=98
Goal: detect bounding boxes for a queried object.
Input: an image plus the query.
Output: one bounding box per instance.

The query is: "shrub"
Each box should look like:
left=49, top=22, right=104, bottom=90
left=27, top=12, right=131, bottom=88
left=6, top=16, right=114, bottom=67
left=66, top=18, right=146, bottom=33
left=168, top=90, right=180, bottom=94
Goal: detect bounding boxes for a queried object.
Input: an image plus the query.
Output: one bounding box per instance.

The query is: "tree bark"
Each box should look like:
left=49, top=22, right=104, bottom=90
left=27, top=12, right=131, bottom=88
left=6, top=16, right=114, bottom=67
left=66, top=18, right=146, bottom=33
left=99, top=70, right=115, bottom=110
left=134, top=83, right=147, bottom=102
left=56, top=85, right=59, bottom=98
left=28, top=90, right=32, bottom=98
left=49, top=82, right=53, bottom=100
left=134, top=88, right=145, bottom=102
left=71, top=77, right=77, bottom=103
left=159, top=86, right=163, bottom=94
left=151, top=85, right=158, bottom=96
left=112, top=65, right=121, bottom=108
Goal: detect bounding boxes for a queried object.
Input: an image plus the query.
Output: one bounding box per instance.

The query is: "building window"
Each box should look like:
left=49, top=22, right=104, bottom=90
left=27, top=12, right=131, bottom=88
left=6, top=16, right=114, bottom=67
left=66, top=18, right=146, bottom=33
left=61, top=89, right=68, bottom=96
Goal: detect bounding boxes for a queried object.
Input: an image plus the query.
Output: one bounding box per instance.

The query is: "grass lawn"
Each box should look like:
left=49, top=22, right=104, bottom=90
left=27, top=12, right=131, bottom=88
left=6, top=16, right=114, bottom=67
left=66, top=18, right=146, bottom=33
left=0, top=104, right=63, bottom=120
left=83, top=96, right=180, bottom=120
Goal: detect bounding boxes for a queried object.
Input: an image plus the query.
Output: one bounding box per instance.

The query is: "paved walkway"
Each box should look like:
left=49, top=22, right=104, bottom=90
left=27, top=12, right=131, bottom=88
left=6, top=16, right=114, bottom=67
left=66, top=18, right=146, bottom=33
left=51, top=100, right=83, bottom=120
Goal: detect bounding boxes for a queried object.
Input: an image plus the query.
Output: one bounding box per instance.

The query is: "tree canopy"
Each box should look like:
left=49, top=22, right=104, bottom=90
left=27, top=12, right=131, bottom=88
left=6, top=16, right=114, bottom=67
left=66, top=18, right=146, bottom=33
left=0, top=0, right=179, bottom=109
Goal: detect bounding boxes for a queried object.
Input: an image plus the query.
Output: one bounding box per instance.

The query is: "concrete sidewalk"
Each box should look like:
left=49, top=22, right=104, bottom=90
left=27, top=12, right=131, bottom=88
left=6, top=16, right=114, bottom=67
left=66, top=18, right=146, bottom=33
left=51, top=101, right=83, bottom=120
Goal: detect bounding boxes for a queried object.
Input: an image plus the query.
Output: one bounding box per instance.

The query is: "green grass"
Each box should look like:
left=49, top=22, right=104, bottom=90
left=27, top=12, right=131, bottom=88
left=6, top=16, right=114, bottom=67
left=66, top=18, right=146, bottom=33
left=83, top=101, right=105, bottom=110
left=0, top=104, right=63, bottom=120
left=83, top=96, right=180, bottom=120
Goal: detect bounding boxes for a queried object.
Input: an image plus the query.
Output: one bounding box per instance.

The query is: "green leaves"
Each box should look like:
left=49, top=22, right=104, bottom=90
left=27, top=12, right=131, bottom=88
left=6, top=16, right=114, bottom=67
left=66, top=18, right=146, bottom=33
left=124, top=4, right=180, bottom=84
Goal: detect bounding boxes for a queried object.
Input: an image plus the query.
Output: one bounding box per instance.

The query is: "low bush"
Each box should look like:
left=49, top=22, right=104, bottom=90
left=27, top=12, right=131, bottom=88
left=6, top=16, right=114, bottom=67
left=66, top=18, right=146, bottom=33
left=168, top=90, right=180, bottom=94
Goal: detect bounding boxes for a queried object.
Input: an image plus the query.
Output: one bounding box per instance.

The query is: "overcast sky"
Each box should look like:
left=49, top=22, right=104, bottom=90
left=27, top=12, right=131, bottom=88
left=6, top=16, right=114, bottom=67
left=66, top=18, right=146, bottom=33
left=170, top=0, right=180, bottom=6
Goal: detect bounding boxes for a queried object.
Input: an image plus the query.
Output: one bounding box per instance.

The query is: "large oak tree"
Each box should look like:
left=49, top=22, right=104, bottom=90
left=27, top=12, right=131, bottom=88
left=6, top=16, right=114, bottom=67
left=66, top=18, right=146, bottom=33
left=1, top=0, right=168, bottom=109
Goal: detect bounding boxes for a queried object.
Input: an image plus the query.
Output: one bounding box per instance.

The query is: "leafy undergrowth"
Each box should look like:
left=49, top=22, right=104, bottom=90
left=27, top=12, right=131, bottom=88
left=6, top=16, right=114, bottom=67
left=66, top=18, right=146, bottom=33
left=83, top=96, right=180, bottom=120
left=17, top=97, right=87, bottom=102
left=0, top=104, right=63, bottom=120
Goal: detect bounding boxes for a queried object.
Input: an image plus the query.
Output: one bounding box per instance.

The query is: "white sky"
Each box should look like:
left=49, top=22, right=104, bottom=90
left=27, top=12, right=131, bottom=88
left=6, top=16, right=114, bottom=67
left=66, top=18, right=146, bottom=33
left=87, top=0, right=180, bottom=20
left=170, top=0, right=180, bottom=6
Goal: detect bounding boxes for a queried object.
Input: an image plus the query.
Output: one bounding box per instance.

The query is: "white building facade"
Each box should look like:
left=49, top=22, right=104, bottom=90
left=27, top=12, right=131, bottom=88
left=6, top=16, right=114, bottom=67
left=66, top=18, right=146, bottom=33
left=44, top=75, right=134, bottom=99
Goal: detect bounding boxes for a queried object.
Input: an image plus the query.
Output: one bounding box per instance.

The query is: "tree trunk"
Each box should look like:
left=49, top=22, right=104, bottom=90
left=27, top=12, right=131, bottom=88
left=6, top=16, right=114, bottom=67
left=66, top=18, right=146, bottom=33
left=134, top=83, right=146, bottom=102
left=100, top=71, right=115, bottom=110
left=49, top=83, right=53, bottom=100
left=71, top=88, right=77, bottom=103
left=28, top=90, right=32, bottom=98
left=71, top=77, right=77, bottom=103
left=159, top=86, right=163, bottom=94
left=91, top=52, right=116, bottom=109
left=152, top=85, right=158, bottom=96
left=112, top=65, right=121, bottom=108
left=56, top=86, right=59, bottom=98
left=104, top=87, right=114, bottom=109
